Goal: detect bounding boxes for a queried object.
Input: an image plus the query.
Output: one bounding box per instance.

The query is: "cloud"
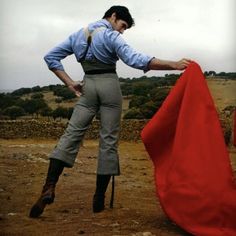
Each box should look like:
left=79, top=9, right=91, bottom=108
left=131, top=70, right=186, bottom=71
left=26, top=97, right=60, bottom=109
left=0, top=0, right=235, bottom=90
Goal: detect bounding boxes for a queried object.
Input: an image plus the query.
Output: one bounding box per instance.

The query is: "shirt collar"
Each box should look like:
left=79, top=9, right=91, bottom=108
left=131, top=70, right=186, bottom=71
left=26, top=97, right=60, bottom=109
left=99, top=19, right=113, bottom=30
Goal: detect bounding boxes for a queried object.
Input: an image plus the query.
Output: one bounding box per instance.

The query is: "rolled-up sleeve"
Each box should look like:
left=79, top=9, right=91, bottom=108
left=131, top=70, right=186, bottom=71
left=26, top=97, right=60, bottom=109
left=112, top=33, right=153, bottom=72
left=44, top=32, right=79, bottom=71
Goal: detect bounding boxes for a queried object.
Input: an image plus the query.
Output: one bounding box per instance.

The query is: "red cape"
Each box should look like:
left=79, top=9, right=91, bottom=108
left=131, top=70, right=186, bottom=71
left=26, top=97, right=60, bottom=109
left=234, top=110, right=236, bottom=147
left=141, top=62, right=236, bottom=236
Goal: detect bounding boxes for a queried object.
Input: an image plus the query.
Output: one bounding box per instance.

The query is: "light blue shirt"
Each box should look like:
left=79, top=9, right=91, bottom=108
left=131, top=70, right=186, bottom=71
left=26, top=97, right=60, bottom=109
left=44, top=19, right=153, bottom=72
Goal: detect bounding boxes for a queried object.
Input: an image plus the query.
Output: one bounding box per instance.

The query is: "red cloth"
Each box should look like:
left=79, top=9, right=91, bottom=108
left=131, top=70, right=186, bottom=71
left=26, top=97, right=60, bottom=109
left=141, top=62, right=236, bottom=236
left=234, top=110, right=236, bottom=147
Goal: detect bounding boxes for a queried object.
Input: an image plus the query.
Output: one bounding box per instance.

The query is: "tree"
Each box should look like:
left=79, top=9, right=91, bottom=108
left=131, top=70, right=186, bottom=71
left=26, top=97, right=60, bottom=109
left=52, top=107, right=69, bottom=120
left=132, top=82, right=152, bottom=96
left=11, top=87, right=32, bottom=96
left=32, top=86, right=41, bottom=92
left=140, top=101, right=157, bottom=119
left=218, top=72, right=226, bottom=76
left=22, top=98, right=48, bottom=117
left=124, top=86, right=170, bottom=119
left=53, top=87, right=76, bottom=100
left=123, top=108, right=144, bottom=119
left=129, top=96, right=149, bottom=109
left=0, top=93, right=17, bottom=109
left=49, top=84, right=64, bottom=92
left=3, top=106, right=25, bottom=119
left=31, top=93, right=44, bottom=99
left=208, top=71, right=216, bottom=76
left=121, top=83, right=133, bottom=97
left=150, top=87, right=170, bottom=107
left=40, top=106, right=53, bottom=120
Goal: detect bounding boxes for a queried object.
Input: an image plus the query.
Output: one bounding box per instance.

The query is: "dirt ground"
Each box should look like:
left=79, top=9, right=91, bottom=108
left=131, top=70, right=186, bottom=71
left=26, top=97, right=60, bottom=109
left=0, top=139, right=235, bottom=236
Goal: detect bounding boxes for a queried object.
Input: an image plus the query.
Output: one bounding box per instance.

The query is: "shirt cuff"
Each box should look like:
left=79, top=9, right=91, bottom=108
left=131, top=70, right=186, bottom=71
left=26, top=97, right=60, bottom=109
left=143, top=57, right=155, bottom=73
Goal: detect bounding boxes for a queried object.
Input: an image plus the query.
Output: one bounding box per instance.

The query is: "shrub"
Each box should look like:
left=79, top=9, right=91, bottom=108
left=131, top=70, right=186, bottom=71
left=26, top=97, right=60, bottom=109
left=53, top=87, right=76, bottom=100
left=21, top=98, right=48, bottom=116
left=123, top=108, right=144, bottom=119
left=52, top=107, right=69, bottom=120
left=3, top=106, right=25, bottom=119
left=31, top=93, right=44, bottom=99
left=32, top=86, right=41, bottom=92
left=11, top=87, right=32, bottom=96
left=129, top=96, right=149, bottom=109
left=140, top=101, right=157, bottom=119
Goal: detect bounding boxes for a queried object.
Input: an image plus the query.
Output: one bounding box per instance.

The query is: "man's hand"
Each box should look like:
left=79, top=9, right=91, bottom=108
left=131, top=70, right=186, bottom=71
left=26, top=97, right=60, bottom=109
left=68, top=81, right=84, bottom=97
left=51, top=69, right=84, bottom=97
left=148, top=58, right=192, bottom=71
left=174, top=58, right=192, bottom=70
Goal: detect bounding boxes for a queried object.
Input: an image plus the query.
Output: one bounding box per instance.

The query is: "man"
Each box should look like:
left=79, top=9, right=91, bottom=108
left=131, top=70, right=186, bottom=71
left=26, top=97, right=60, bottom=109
left=29, top=5, right=191, bottom=218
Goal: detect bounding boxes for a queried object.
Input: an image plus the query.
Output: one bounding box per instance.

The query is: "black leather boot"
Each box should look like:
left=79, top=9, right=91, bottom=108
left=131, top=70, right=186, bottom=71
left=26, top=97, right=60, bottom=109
left=29, top=158, right=65, bottom=218
left=93, top=174, right=111, bottom=213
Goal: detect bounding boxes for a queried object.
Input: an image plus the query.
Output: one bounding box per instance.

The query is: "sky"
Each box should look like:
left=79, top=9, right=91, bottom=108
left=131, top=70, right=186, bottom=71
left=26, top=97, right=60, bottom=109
left=0, top=0, right=235, bottom=90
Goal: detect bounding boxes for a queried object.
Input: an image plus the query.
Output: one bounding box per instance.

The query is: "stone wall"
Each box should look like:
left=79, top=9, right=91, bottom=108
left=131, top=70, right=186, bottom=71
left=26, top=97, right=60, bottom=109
left=0, top=119, right=148, bottom=141
left=0, top=117, right=233, bottom=145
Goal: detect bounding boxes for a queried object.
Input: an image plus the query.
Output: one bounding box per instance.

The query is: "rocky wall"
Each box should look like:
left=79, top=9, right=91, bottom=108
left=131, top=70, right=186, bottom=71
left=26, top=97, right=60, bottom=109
left=0, top=118, right=233, bottom=145
left=0, top=119, right=148, bottom=141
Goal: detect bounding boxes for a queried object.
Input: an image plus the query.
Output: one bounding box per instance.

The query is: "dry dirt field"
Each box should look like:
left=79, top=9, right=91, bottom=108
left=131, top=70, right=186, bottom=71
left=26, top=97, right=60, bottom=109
left=206, top=79, right=236, bottom=110
left=0, top=78, right=235, bottom=235
left=0, top=139, right=236, bottom=236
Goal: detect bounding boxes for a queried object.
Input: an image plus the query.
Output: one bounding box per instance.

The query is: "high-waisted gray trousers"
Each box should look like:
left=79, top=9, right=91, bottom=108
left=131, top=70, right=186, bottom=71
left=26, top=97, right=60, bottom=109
left=49, top=73, right=122, bottom=175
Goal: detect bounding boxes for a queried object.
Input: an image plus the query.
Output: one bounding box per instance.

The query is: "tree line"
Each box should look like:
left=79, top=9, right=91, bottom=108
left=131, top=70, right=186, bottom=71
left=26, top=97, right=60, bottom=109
left=1, top=72, right=235, bottom=120
left=0, top=84, right=75, bottom=120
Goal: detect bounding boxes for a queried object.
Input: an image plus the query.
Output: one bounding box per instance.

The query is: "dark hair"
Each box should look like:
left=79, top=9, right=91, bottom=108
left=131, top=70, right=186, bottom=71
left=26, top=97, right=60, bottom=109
left=103, top=6, right=135, bottom=28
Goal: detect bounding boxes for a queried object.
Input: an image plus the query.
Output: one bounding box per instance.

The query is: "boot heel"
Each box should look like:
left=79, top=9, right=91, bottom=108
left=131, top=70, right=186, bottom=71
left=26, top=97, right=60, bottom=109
left=93, top=194, right=105, bottom=213
left=29, top=185, right=55, bottom=218
left=29, top=159, right=65, bottom=218
left=29, top=204, right=44, bottom=218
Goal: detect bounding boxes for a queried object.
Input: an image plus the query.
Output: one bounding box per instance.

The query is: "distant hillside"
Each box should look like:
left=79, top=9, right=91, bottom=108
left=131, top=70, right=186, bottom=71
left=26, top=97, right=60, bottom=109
left=0, top=75, right=235, bottom=120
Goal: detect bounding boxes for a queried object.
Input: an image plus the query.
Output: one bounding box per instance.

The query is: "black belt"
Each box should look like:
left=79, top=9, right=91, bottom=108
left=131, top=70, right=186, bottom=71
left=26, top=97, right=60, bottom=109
left=85, top=69, right=116, bottom=75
